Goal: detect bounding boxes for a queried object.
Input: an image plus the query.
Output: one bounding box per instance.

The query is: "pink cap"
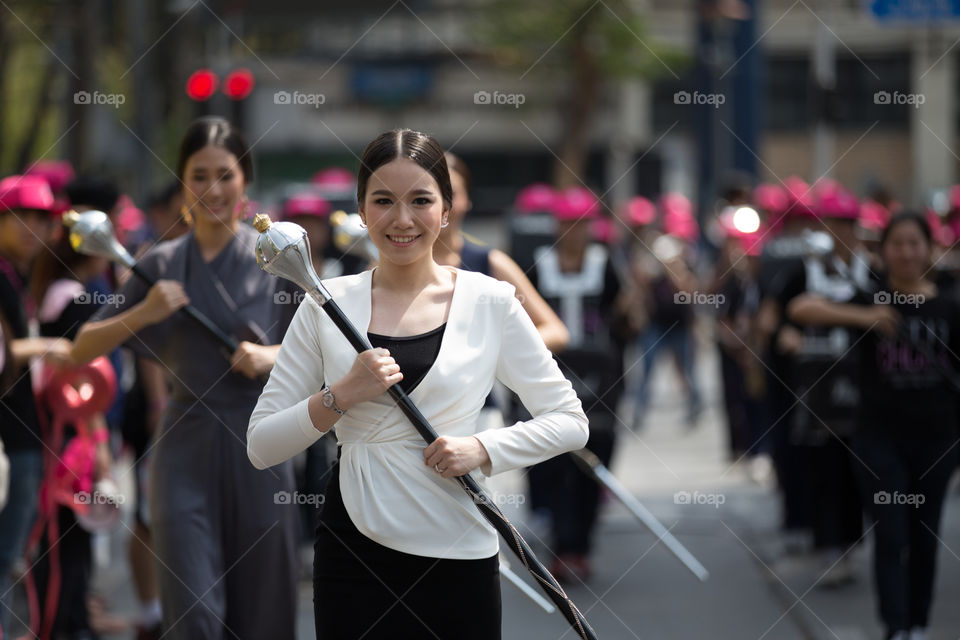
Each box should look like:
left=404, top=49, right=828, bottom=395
left=24, top=160, right=75, bottom=194
left=783, top=176, right=816, bottom=218
left=754, top=183, right=789, bottom=215
left=0, top=175, right=56, bottom=213
left=858, top=200, right=890, bottom=232
left=552, top=186, right=601, bottom=221
left=514, top=183, right=558, bottom=214
left=283, top=192, right=332, bottom=219
left=815, top=182, right=859, bottom=219
left=660, top=193, right=699, bottom=241
left=626, top=196, right=656, bottom=226
left=115, top=195, right=146, bottom=233
left=311, top=168, right=355, bottom=189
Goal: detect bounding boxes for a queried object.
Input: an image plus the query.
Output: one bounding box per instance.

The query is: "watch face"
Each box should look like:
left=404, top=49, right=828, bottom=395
left=322, top=391, right=334, bottom=408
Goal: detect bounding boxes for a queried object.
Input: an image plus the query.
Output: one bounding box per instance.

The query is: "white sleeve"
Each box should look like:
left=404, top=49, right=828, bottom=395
left=473, top=285, right=589, bottom=476
left=247, top=297, right=327, bottom=469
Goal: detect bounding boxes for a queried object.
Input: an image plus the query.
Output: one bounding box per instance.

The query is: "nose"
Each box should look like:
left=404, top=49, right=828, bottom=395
left=392, top=203, right=416, bottom=228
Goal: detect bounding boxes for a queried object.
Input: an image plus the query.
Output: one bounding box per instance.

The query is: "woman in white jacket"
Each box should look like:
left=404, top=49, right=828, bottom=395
left=247, top=129, right=588, bottom=640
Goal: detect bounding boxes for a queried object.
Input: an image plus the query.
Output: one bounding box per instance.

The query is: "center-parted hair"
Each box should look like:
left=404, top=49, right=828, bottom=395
left=357, top=129, right=453, bottom=211
left=176, top=116, right=254, bottom=184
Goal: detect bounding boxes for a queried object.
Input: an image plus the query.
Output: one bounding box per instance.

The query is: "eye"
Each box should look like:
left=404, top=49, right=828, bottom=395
left=413, top=197, right=432, bottom=205
left=374, top=197, right=393, bottom=206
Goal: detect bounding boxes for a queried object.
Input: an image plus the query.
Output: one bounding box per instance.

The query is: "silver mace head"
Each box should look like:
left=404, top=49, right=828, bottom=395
left=253, top=214, right=332, bottom=303
left=62, top=209, right=136, bottom=269
left=330, top=210, right=378, bottom=262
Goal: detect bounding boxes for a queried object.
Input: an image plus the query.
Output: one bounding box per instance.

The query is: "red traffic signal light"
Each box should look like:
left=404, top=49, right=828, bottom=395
left=224, top=69, right=255, bottom=100
left=186, top=69, right=218, bottom=101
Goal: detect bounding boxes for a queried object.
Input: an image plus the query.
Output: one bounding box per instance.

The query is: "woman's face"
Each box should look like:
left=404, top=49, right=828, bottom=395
left=360, top=158, right=448, bottom=267
left=447, top=168, right=471, bottom=228
left=881, top=221, right=931, bottom=281
left=182, top=144, right=246, bottom=227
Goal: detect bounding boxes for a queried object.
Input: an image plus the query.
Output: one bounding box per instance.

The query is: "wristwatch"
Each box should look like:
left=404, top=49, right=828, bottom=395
left=320, top=385, right=345, bottom=416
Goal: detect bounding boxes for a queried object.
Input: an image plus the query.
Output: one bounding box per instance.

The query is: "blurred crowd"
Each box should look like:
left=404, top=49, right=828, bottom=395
left=0, top=140, right=957, bottom=640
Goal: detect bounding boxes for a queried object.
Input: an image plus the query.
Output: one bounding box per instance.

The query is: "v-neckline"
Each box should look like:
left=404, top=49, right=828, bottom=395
left=363, top=266, right=462, bottom=397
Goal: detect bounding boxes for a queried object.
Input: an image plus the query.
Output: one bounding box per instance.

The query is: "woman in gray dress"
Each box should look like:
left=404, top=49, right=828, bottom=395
left=72, top=117, right=298, bottom=640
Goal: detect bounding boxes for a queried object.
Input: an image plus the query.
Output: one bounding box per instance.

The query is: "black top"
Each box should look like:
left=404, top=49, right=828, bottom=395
left=367, top=323, right=446, bottom=395
left=854, top=288, right=960, bottom=438
left=0, top=259, right=40, bottom=452
left=459, top=237, right=492, bottom=276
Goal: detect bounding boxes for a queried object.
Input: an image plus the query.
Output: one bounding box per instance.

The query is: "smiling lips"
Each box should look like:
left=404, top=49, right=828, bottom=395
left=387, top=234, right=420, bottom=246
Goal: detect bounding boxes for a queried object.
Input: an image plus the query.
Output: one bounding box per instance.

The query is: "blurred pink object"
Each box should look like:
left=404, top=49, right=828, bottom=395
left=311, top=167, right=355, bottom=189
left=754, top=183, right=789, bottom=215
left=552, top=186, right=601, bottom=221
left=660, top=192, right=699, bottom=241
left=0, top=175, right=55, bottom=212
left=25, top=160, right=75, bottom=194
left=514, top=183, right=558, bottom=214
left=115, top=195, right=146, bottom=233
left=858, top=200, right=890, bottom=231
left=626, top=196, right=656, bottom=226
left=283, top=192, right=332, bottom=219
left=815, top=182, right=859, bottom=219
left=948, top=185, right=960, bottom=212
left=783, top=176, right=816, bottom=218
left=591, top=216, right=619, bottom=244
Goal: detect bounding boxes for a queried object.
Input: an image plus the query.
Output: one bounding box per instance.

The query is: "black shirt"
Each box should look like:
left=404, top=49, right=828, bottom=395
left=855, top=288, right=960, bottom=438
left=367, top=323, right=446, bottom=396
left=0, top=259, right=40, bottom=452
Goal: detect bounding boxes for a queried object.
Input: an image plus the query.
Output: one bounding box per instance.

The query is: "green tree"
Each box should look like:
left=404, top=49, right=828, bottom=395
left=478, top=0, right=686, bottom=188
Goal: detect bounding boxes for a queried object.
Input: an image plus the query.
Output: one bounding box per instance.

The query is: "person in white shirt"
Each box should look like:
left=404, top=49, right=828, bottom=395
left=247, top=128, right=589, bottom=640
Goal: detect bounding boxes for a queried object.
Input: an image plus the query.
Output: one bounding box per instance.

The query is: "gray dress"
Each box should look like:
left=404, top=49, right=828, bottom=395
left=93, top=224, right=298, bottom=639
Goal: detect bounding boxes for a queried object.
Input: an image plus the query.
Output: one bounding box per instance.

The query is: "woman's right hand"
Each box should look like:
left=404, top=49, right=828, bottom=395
left=138, top=280, right=190, bottom=325
left=332, top=348, right=402, bottom=410
left=865, top=304, right=900, bottom=337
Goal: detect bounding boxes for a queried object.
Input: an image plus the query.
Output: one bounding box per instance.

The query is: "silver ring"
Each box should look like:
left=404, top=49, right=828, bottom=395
left=435, top=464, right=443, bottom=474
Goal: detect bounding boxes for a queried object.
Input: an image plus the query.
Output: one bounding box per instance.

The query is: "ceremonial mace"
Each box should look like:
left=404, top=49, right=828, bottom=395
left=253, top=214, right=598, bottom=640
left=331, top=210, right=710, bottom=582
left=63, top=210, right=240, bottom=353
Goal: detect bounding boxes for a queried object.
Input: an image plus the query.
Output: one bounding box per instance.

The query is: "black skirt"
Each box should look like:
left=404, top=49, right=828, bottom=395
left=314, top=458, right=501, bottom=640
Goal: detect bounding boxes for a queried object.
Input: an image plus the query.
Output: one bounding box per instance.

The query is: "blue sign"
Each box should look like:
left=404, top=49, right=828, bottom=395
left=869, top=0, right=960, bottom=21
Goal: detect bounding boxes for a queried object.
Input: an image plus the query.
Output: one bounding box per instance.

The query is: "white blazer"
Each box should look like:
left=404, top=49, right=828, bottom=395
left=247, top=267, right=588, bottom=559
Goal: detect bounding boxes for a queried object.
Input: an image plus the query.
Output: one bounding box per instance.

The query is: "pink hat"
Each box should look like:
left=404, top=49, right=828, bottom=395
left=25, top=160, right=75, bottom=194
left=815, top=182, right=859, bottom=219
left=660, top=193, right=699, bottom=241
left=283, top=192, right=332, bottom=219
left=754, top=183, right=789, bottom=215
left=514, top=183, right=557, bottom=214
left=115, top=195, right=146, bottom=233
left=311, top=168, right=355, bottom=189
left=626, top=196, right=656, bottom=226
left=0, top=175, right=56, bottom=213
left=552, top=187, right=601, bottom=221
left=858, top=200, right=890, bottom=232
left=783, top=176, right=816, bottom=218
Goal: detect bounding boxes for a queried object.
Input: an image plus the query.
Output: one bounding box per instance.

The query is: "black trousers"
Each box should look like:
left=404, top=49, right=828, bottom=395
left=313, top=462, right=501, bottom=640
left=853, top=431, right=957, bottom=634
left=33, top=506, right=92, bottom=639
left=811, top=435, right=863, bottom=550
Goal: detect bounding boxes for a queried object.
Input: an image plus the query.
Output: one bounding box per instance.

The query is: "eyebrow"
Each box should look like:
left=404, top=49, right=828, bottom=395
left=370, top=189, right=434, bottom=196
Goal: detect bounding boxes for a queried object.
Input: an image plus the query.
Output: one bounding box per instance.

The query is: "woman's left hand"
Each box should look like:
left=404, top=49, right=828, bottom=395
left=424, top=436, right=490, bottom=479
left=230, top=342, right=279, bottom=379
